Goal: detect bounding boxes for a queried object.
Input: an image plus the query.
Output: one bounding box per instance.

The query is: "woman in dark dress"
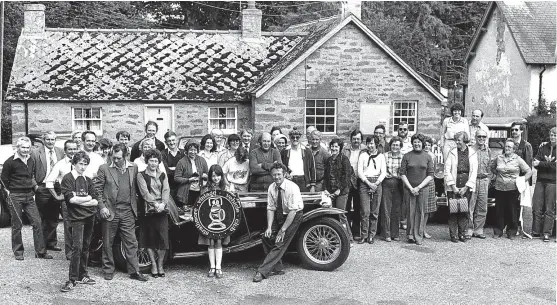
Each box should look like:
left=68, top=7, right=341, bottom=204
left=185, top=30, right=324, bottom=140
left=400, top=133, right=434, bottom=245
left=136, top=149, right=170, bottom=277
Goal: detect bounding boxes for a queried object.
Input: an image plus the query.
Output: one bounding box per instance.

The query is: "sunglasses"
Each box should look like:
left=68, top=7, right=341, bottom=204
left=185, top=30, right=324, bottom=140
left=476, top=135, right=487, bottom=139
left=511, top=129, right=521, bottom=131
left=291, top=136, right=300, bottom=139
left=398, top=128, right=408, bottom=131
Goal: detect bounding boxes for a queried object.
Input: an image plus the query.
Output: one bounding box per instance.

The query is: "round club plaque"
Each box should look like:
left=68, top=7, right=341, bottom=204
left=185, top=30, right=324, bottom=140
left=193, top=190, right=242, bottom=239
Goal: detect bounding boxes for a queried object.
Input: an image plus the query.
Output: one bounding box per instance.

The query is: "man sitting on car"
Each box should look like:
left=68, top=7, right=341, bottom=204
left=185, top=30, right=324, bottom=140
left=253, top=162, right=304, bottom=282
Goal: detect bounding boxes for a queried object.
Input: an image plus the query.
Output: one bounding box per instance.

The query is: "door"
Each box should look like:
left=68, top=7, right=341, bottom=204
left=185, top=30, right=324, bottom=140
left=144, top=105, right=174, bottom=143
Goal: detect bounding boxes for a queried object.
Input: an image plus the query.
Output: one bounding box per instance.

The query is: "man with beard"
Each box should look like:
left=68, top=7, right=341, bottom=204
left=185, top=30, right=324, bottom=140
left=342, top=129, right=366, bottom=240
left=249, top=132, right=283, bottom=192
left=397, top=122, right=413, bottom=155
left=468, top=110, right=489, bottom=145
left=130, top=121, right=166, bottom=162
left=45, top=140, right=80, bottom=260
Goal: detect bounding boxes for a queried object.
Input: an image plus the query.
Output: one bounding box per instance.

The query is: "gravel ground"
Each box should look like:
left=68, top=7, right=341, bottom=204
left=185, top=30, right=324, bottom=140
left=0, top=221, right=554, bottom=305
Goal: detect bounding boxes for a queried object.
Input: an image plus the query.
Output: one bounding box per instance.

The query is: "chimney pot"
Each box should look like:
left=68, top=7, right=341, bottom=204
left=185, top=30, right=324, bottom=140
left=23, top=4, right=45, bottom=34
left=342, top=1, right=362, bottom=20
left=242, top=1, right=262, bottom=41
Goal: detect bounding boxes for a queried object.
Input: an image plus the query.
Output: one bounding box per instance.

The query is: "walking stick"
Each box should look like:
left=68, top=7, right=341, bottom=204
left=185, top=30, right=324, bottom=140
left=0, top=178, right=23, bottom=224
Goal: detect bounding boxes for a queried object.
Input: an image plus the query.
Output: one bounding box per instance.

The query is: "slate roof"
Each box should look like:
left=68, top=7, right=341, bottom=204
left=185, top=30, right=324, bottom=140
left=466, top=1, right=556, bottom=64
left=6, top=30, right=303, bottom=101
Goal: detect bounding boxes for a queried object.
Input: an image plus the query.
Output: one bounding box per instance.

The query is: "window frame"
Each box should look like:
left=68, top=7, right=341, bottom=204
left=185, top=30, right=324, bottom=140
left=207, top=106, right=238, bottom=135
left=304, top=99, right=337, bottom=134
left=71, top=107, right=103, bottom=135
left=392, top=101, right=418, bottom=135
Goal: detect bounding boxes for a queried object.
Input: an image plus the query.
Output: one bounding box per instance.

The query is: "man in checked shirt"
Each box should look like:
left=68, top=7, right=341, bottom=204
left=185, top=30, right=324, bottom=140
left=253, top=163, right=304, bottom=282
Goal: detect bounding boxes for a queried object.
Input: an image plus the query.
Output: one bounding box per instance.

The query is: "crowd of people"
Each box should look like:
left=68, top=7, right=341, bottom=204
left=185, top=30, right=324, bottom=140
left=0, top=102, right=555, bottom=289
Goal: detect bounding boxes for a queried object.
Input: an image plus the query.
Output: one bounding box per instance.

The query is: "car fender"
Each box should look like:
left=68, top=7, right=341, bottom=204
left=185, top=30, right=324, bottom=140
left=302, top=207, right=346, bottom=223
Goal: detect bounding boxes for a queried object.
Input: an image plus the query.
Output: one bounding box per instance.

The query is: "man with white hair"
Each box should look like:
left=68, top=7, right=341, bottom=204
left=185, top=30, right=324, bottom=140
left=1, top=137, right=52, bottom=260
left=31, top=131, right=65, bottom=252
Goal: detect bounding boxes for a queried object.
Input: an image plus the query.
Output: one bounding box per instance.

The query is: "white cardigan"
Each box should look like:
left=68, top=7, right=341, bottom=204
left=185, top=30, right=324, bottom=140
left=444, top=147, right=478, bottom=192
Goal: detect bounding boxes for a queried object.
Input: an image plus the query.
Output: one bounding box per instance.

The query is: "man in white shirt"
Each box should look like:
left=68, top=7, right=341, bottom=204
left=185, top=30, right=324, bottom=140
left=253, top=163, right=304, bottom=282
left=280, top=128, right=316, bottom=192
left=468, top=109, right=489, bottom=145
left=397, top=122, right=413, bottom=155
left=31, top=131, right=65, bottom=252
left=45, top=140, right=79, bottom=259
left=81, top=131, right=105, bottom=179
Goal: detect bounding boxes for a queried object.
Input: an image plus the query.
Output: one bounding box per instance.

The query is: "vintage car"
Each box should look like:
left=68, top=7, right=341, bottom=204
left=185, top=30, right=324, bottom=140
left=88, top=192, right=351, bottom=273
left=431, top=117, right=528, bottom=223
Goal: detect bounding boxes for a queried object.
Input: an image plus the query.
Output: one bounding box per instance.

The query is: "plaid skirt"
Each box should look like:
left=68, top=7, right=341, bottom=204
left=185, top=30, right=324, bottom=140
left=424, top=180, right=437, bottom=213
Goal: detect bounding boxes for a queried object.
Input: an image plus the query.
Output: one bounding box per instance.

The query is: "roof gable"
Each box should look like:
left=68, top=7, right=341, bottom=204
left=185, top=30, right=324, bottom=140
left=466, top=1, right=556, bottom=65
left=249, top=15, right=445, bottom=102
left=6, top=29, right=303, bottom=101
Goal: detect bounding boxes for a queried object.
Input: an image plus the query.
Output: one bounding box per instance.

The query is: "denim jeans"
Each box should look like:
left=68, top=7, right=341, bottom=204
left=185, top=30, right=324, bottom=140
left=69, top=215, right=95, bottom=281
left=532, top=182, right=556, bottom=235
left=61, top=200, right=73, bottom=259
left=7, top=191, right=46, bottom=257
left=467, top=178, right=489, bottom=235
left=332, top=194, right=353, bottom=242
left=359, top=178, right=382, bottom=240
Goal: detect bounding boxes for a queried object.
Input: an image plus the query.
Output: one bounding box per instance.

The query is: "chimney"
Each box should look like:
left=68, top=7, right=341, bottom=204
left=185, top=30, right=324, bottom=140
left=22, top=4, right=45, bottom=34
left=342, top=1, right=361, bottom=20
left=242, top=1, right=262, bottom=41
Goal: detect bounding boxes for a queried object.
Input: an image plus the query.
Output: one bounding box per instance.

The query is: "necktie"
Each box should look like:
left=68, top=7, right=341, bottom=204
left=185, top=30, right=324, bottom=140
left=275, top=185, right=284, bottom=223
left=49, top=149, right=55, bottom=169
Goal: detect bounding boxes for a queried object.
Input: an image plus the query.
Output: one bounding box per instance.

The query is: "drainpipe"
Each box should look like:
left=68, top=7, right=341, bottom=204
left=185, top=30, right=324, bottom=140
left=24, top=101, right=29, bottom=135
left=538, top=65, right=546, bottom=112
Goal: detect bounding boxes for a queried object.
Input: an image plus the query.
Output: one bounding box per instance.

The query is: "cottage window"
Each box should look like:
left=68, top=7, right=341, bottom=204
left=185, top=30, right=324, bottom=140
left=305, top=99, right=336, bottom=134
left=393, top=101, right=417, bottom=134
left=72, top=107, right=102, bottom=135
left=208, top=107, right=237, bottom=134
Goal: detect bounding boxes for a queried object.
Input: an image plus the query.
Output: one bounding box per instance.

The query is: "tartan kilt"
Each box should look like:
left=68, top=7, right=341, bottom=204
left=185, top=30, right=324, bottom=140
left=424, top=180, right=437, bottom=213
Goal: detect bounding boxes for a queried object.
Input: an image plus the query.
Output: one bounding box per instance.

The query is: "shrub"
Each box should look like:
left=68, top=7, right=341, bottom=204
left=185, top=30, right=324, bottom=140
left=526, top=114, right=556, bottom=156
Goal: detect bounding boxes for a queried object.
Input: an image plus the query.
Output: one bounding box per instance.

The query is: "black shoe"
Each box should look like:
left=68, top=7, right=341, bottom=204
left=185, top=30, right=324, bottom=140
left=130, top=272, right=148, bottom=282
left=357, top=238, right=367, bottom=244
left=407, top=238, right=415, bottom=244
left=35, top=253, right=53, bottom=259
left=104, top=273, right=114, bottom=281
left=158, top=273, right=165, bottom=278
left=532, top=233, right=541, bottom=238
left=451, top=237, right=459, bottom=243
left=543, top=234, right=550, bottom=242
left=473, top=234, right=487, bottom=239
left=15, top=256, right=24, bottom=261
left=60, top=280, right=76, bottom=292
left=271, top=270, right=285, bottom=276
left=151, top=273, right=159, bottom=278
left=253, top=272, right=264, bottom=283
left=459, top=236, right=466, bottom=242
left=415, top=240, right=423, bottom=245
left=47, top=246, right=62, bottom=252
left=367, top=238, right=374, bottom=244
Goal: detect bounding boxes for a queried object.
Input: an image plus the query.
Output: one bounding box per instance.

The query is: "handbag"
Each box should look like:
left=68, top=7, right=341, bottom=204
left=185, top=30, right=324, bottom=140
left=140, top=171, right=169, bottom=215
left=448, top=195, right=468, bottom=214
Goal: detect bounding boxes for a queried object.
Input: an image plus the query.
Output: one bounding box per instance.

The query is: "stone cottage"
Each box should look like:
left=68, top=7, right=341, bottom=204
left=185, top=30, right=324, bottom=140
left=465, top=1, right=556, bottom=118
left=6, top=2, right=445, bottom=144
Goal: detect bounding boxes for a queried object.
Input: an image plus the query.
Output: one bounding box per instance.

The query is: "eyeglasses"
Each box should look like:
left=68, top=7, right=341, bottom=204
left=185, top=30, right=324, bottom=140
left=476, top=135, right=487, bottom=139
left=374, top=132, right=384, bottom=135
left=398, top=129, right=408, bottom=131
left=291, top=136, right=300, bottom=139
left=511, top=129, right=520, bottom=131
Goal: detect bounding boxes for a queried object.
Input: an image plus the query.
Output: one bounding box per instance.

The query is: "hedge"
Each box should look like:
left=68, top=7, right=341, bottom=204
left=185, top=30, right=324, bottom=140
left=526, top=114, right=556, bottom=156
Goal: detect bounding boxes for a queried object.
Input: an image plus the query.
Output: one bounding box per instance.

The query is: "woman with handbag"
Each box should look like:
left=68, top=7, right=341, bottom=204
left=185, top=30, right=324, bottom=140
left=400, top=133, right=434, bottom=245
left=323, top=138, right=354, bottom=245
left=444, top=131, right=478, bottom=243
left=357, top=135, right=386, bottom=244
left=491, top=138, right=532, bottom=239
left=175, top=142, right=209, bottom=213
left=199, top=164, right=230, bottom=279
left=136, top=149, right=170, bottom=277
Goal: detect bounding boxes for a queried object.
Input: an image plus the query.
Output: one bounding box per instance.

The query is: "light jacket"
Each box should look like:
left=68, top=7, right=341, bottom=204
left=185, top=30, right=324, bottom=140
left=444, top=146, right=478, bottom=192
left=174, top=155, right=208, bottom=205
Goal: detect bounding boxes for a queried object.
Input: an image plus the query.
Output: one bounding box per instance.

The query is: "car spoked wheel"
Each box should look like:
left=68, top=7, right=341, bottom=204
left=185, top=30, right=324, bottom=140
left=296, top=217, right=350, bottom=271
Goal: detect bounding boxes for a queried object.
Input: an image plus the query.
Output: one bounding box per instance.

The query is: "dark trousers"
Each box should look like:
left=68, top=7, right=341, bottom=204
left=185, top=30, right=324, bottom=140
left=291, top=175, right=309, bottom=192
left=101, top=206, right=139, bottom=275
left=332, top=194, right=353, bottom=242
left=257, top=211, right=303, bottom=278
left=403, top=187, right=427, bottom=243
left=346, top=187, right=361, bottom=238
left=7, top=191, right=46, bottom=256
left=61, top=200, right=73, bottom=259
left=69, top=215, right=95, bottom=281
left=35, top=185, right=61, bottom=248
left=532, top=182, right=556, bottom=235
left=359, top=179, right=382, bottom=240
left=381, top=178, right=403, bottom=239
left=447, top=191, right=471, bottom=239
left=494, top=189, right=520, bottom=236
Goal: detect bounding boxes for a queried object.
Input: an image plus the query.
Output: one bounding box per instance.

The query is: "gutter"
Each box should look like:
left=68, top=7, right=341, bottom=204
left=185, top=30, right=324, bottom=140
left=539, top=65, right=546, bottom=110
left=24, top=101, right=29, bottom=135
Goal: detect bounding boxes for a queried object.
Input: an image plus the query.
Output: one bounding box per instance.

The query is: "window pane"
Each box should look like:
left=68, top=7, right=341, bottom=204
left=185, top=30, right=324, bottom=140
left=74, top=109, right=82, bottom=119
left=306, top=108, right=315, bottom=116
left=316, top=100, right=325, bottom=108
left=326, top=100, right=334, bottom=108
left=209, top=119, right=219, bottom=129
left=326, top=117, right=334, bottom=124
left=306, top=100, right=315, bottom=107
left=306, top=117, right=315, bottom=125
left=226, top=119, right=235, bottom=130
left=218, top=108, right=226, bottom=118
left=316, top=108, right=324, bottom=115
left=316, top=117, right=324, bottom=125
left=92, top=108, right=101, bottom=119
left=409, top=110, right=415, bottom=116
left=325, top=108, right=335, bottom=115
left=90, top=120, right=101, bottom=130
left=75, top=120, right=85, bottom=130
left=226, top=108, right=235, bottom=118
left=218, top=119, right=226, bottom=130
left=325, top=125, right=335, bottom=133
left=210, top=108, right=218, bottom=118
left=84, top=108, right=92, bottom=119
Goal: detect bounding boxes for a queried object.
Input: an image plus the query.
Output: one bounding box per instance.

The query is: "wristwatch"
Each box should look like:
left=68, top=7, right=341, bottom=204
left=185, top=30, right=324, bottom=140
left=281, top=228, right=286, bottom=233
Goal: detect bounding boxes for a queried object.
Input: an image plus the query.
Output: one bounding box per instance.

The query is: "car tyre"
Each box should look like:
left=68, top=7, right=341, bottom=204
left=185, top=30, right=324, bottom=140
left=113, top=228, right=170, bottom=273
left=296, top=217, right=350, bottom=271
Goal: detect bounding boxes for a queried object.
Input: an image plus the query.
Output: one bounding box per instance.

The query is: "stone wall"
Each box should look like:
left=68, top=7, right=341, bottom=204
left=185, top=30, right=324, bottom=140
left=11, top=101, right=251, bottom=143
left=465, top=7, right=532, bottom=118
left=254, top=23, right=443, bottom=141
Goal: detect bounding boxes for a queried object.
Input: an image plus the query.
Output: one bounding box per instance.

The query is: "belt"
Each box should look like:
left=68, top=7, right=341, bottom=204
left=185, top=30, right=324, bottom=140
left=477, top=174, right=489, bottom=179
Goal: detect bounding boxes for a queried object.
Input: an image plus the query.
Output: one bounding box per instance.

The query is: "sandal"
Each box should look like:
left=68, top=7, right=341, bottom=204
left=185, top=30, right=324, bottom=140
left=208, top=268, right=216, bottom=277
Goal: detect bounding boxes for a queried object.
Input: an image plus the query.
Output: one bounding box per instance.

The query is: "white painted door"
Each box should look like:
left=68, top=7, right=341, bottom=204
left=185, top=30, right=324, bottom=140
left=144, top=105, right=173, bottom=143
left=360, top=104, right=390, bottom=136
